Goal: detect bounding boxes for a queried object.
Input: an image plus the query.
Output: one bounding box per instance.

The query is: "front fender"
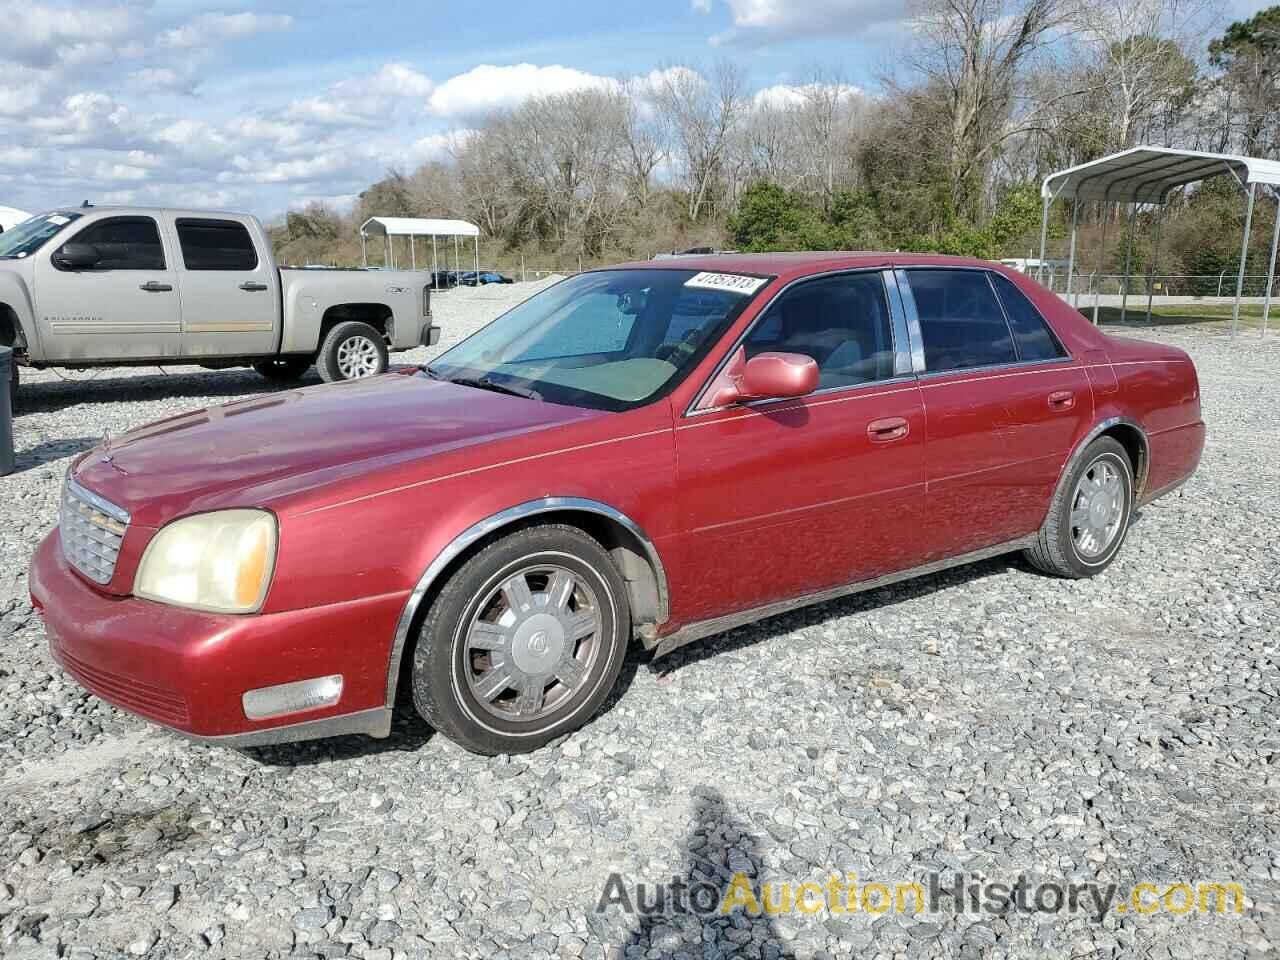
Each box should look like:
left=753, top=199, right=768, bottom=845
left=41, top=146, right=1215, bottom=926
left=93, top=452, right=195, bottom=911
left=0, top=270, right=39, bottom=358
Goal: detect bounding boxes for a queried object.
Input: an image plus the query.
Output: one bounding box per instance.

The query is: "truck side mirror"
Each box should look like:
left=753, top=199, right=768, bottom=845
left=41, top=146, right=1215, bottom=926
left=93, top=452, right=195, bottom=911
left=53, top=243, right=100, bottom=271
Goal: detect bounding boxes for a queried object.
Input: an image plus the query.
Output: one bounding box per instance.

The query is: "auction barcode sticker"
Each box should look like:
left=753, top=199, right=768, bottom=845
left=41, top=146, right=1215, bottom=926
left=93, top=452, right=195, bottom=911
left=684, top=272, right=768, bottom=295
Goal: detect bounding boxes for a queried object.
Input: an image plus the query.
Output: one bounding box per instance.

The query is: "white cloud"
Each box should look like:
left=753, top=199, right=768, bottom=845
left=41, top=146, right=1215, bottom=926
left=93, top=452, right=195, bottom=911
left=1, top=1, right=135, bottom=67
left=286, top=63, right=434, bottom=127
left=127, top=67, right=197, bottom=96
left=158, top=12, right=293, bottom=49
left=428, top=63, right=613, bottom=117
left=690, top=0, right=713, bottom=11
left=704, top=0, right=907, bottom=46
left=752, top=81, right=863, bottom=108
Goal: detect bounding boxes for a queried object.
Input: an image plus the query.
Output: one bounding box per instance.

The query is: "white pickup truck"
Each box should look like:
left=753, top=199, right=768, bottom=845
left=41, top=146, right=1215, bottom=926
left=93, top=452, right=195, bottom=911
left=0, top=206, right=438, bottom=403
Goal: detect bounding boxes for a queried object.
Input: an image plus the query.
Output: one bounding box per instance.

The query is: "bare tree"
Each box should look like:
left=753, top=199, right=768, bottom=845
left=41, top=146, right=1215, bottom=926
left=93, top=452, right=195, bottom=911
left=655, top=61, right=747, bottom=222
left=905, top=0, right=1065, bottom=218
left=1074, top=0, right=1208, bottom=151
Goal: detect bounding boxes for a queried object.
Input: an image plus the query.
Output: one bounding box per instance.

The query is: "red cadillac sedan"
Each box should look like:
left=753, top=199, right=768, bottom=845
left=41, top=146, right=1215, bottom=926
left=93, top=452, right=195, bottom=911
left=30, top=254, right=1204, bottom=754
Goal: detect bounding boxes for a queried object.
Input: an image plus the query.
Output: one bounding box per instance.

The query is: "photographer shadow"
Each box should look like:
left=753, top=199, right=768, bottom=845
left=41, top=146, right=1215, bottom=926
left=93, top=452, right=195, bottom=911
left=623, top=787, right=791, bottom=958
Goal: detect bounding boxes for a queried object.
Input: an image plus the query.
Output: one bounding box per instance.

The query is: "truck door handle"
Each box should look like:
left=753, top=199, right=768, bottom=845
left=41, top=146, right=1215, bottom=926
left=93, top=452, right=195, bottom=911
left=239, top=281, right=269, bottom=292
left=867, top=417, right=910, bottom=443
left=138, top=281, right=172, bottom=292
left=1048, top=390, right=1076, bottom=410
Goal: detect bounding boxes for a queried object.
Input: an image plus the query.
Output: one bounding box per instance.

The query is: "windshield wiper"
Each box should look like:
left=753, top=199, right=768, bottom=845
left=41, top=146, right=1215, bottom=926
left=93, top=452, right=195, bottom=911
left=445, top=375, right=541, bottom=401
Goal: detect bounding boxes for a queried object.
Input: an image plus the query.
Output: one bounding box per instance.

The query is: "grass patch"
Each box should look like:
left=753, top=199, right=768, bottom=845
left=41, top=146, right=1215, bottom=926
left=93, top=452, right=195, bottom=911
left=1081, top=304, right=1276, bottom=331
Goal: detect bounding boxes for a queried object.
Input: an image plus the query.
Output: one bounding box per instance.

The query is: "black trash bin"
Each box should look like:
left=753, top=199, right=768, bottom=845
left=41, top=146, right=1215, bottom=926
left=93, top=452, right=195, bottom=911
left=0, top=345, right=13, bottom=477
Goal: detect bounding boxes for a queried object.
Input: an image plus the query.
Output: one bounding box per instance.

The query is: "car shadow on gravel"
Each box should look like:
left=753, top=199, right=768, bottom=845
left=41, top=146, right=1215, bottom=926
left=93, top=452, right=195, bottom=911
left=242, top=710, right=435, bottom=767
left=652, top=554, right=1023, bottom=676
left=14, top=369, right=315, bottom=415
left=10, top=436, right=98, bottom=473
left=619, top=787, right=788, bottom=956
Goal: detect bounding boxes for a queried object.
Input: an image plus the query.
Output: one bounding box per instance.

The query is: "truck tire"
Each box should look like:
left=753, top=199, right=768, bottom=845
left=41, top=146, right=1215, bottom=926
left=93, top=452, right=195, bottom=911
left=411, top=524, right=631, bottom=755
left=253, top=357, right=312, bottom=382
left=317, top=322, right=388, bottom=383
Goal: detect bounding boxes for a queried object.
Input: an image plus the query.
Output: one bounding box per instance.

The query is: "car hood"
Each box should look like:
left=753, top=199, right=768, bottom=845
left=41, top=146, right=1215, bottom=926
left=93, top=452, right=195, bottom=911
left=71, top=372, right=602, bottom=528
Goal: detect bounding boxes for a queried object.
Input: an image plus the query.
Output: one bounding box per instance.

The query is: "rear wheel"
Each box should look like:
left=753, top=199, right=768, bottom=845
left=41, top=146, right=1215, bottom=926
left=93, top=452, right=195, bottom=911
left=1025, top=436, right=1134, bottom=578
left=252, top=356, right=312, bottom=382
left=411, top=524, right=631, bottom=754
left=317, top=321, right=388, bottom=383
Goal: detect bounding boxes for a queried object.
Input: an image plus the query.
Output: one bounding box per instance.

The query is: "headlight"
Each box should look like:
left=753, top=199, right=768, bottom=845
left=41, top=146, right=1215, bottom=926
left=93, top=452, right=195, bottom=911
left=134, top=510, right=277, bottom=613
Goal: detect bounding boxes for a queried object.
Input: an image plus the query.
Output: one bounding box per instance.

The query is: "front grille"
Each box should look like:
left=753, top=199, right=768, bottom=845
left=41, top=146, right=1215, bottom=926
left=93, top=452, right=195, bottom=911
left=60, top=478, right=129, bottom=585
left=55, top=644, right=191, bottom=726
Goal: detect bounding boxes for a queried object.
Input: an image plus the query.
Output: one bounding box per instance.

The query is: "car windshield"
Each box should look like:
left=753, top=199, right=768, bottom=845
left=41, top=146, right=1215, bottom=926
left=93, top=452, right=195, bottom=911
left=426, top=268, right=769, bottom=412
left=0, top=211, right=81, bottom=259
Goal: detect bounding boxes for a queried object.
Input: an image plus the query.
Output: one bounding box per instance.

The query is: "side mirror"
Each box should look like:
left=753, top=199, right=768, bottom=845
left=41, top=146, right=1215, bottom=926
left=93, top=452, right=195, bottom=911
left=53, top=243, right=100, bottom=271
left=705, top=349, right=819, bottom=407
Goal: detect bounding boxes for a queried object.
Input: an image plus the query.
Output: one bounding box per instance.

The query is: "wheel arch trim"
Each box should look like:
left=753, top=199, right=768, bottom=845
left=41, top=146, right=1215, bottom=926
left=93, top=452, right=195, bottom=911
left=1056, top=416, right=1150, bottom=506
left=382, top=497, right=669, bottom=709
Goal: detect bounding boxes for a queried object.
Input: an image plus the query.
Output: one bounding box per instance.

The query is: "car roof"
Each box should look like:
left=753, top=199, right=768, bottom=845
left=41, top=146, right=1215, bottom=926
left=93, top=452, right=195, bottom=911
left=609, top=251, right=999, bottom=279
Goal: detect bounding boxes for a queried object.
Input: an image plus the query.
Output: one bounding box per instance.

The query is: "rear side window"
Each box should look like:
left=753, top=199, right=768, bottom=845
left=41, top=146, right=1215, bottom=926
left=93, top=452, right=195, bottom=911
left=990, top=273, right=1067, bottom=361
left=907, top=270, right=1015, bottom=372
left=175, top=218, right=258, bottom=271
left=61, top=217, right=165, bottom=270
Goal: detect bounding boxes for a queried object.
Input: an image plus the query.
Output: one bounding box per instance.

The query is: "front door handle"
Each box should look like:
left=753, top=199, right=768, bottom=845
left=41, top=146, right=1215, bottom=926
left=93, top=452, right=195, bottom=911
left=239, top=281, right=269, bottom=292
left=1048, top=390, right=1076, bottom=410
left=867, top=417, right=910, bottom=443
left=139, top=281, right=172, bottom=292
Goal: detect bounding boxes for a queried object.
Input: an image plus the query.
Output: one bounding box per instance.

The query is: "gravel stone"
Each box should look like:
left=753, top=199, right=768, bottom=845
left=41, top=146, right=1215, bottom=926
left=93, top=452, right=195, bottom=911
left=2, top=299, right=1277, bottom=959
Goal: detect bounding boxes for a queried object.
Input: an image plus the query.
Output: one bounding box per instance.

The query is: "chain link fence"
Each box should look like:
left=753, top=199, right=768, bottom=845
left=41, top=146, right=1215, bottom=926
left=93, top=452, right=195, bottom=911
left=1026, top=271, right=1279, bottom=300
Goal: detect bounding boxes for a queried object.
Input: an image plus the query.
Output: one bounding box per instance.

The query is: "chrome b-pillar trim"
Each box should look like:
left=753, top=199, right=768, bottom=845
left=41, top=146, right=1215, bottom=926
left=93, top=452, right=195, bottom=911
left=382, top=497, right=670, bottom=710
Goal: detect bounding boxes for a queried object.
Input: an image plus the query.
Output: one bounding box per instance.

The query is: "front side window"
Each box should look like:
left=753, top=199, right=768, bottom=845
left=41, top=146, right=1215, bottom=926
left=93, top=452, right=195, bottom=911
left=742, top=272, right=896, bottom=389
left=427, top=269, right=765, bottom=412
left=0, top=212, right=81, bottom=260
left=907, top=269, right=1016, bottom=372
left=990, top=273, right=1067, bottom=362
left=57, top=217, right=165, bottom=270
left=175, top=218, right=259, bottom=270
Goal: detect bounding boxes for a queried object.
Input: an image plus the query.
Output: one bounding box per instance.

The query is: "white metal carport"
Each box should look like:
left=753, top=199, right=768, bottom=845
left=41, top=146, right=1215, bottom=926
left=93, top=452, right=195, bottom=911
left=359, top=217, right=481, bottom=289
left=1038, top=146, right=1280, bottom=336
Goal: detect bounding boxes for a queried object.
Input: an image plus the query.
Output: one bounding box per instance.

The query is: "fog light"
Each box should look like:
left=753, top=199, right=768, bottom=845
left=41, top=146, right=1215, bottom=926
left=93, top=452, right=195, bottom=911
left=242, top=675, right=343, bottom=720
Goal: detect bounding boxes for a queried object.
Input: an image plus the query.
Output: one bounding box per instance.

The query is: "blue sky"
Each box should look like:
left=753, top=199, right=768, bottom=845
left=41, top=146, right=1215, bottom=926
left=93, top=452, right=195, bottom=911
left=0, top=0, right=1271, bottom=220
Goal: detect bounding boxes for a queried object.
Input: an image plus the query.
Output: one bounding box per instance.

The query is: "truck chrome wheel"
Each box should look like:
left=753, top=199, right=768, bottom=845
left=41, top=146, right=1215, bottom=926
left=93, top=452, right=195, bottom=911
left=336, top=335, right=381, bottom=379
left=1070, top=458, right=1125, bottom=558
left=462, top=564, right=602, bottom=723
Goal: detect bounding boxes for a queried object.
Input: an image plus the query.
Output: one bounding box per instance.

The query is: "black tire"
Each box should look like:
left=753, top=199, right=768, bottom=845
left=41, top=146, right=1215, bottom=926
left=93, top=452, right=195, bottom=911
left=1025, top=436, right=1134, bottom=578
left=316, top=321, right=388, bottom=383
left=252, top=356, right=312, bottom=382
left=412, top=524, right=631, bottom=755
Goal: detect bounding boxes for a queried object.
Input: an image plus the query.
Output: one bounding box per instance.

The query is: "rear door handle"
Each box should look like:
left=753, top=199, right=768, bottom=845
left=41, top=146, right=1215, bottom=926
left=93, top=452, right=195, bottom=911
left=867, top=417, right=910, bottom=443
left=1048, top=390, right=1076, bottom=410
left=239, top=281, right=269, bottom=292
left=138, top=281, right=172, bottom=292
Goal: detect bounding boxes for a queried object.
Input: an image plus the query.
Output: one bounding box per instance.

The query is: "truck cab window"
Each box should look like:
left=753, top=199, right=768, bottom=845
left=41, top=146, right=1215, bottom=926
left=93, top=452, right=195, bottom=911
left=58, top=217, right=165, bottom=270
left=176, top=218, right=259, bottom=271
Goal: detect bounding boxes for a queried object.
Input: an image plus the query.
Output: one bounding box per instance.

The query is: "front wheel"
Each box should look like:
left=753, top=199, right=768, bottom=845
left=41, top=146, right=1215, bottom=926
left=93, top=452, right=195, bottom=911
left=411, top=524, right=631, bottom=754
left=317, top=321, right=388, bottom=383
left=253, top=356, right=312, bottom=382
left=1025, top=436, right=1134, bottom=578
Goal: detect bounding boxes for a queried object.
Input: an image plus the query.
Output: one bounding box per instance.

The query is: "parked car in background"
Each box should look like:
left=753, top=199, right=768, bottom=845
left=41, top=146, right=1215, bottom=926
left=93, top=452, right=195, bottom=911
left=0, top=206, right=438, bottom=404
left=30, top=253, right=1204, bottom=755
left=458, top=271, right=513, bottom=286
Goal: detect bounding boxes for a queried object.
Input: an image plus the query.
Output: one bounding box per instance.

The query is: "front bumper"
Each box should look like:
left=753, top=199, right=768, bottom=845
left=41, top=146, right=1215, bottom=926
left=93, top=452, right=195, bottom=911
left=29, top=530, right=408, bottom=746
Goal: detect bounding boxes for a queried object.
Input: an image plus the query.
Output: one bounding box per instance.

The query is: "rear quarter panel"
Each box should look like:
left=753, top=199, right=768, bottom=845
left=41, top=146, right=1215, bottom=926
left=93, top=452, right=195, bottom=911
left=279, top=270, right=426, bottom=353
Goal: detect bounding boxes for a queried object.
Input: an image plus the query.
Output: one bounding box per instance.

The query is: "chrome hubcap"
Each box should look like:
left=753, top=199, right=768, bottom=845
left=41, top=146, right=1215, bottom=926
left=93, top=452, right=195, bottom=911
left=336, top=336, right=380, bottom=379
left=1071, top=458, right=1125, bottom=558
left=463, top=564, right=601, bottom=722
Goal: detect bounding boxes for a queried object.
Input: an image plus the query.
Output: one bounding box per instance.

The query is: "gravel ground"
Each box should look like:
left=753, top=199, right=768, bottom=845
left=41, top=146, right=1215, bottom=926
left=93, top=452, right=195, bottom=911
left=1, top=288, right=1277, bottom=960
